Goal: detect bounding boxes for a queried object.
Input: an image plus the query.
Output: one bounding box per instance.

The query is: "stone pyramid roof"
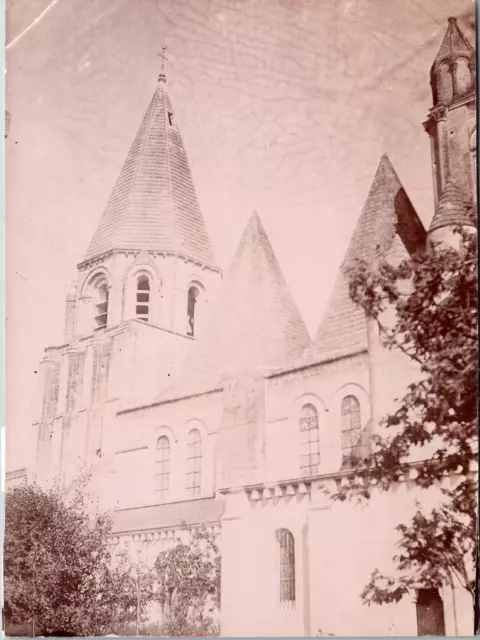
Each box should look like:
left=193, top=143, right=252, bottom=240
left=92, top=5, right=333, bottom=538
left=298, top=155, right=426, bottom=366
left=82, top=75, right=217, bottom=268
left=433, top=17, right=475, bottom=69
left=155, top=212, right=310, bottom=400
left=429, top=179, right=476, bottom=234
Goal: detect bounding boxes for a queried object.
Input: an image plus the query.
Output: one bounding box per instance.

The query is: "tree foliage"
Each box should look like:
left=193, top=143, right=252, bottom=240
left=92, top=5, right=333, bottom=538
left=333, top=229, right=477, bottom=606
left=4, top=479, right=222, bottom=637
left=154, top=525, right=221, bottom=636
left=110, top=549, right=156, bottom=635
left=4, top=479, right=121, bottom=636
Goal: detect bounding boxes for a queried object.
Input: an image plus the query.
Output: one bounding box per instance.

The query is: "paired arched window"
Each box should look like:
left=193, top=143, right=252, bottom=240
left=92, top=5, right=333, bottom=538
left=276, top=528, right=295, bottom=604
left=154, top=436, right=170, bottom=500
left=186, top=429, right=202, bottom=497
left=93, top=277, right=109, bottom=330
left=299, top=403, right=320, bottom=477
left=455, top=58, right=472, bottom=96
left=341, top=395, right=362, bottom=467
left=187, top=285, right=200, bottom=336
left=438, top=62, right=453, bottom=105
left=136, top=275, right=151, bottom=322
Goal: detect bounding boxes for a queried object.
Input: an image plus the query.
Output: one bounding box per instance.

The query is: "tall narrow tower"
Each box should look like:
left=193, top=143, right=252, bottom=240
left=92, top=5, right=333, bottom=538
left=35, top=71, right=221, bottom=486
left=424, top=17, right=477, bottom=244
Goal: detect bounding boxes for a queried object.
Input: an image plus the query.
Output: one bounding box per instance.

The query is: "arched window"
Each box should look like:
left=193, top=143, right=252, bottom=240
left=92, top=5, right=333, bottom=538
left=136, top=275, right=150, bottom=322
left=341, top=395, right=362, bottom=467
left=455, top=58, right=472, bottom=97
left=416, top=589, right=446, bottom=636
left=154, top=436, right=170, bottom=500
left=186, top=429, right=202, bottom=497
left=299, top=403, right=320, bottom=477
left=187, top=285, right=200, bottom=336
left=93, top=277, right=109, bottom=330
left=438, top=62, right=453, bottom=105
left=276, top=528, right=295, bottom=604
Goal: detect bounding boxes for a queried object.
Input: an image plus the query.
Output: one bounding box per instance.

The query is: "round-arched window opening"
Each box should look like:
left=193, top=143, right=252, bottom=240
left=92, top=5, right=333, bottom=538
left=456, top=58, right=472, bottom=97
left=93, top=277, right=109, bottom=330
left=136, top=274, right=151, bottom=322
left=438, top=62, right=453, bottom=105
left=187, top=285, right=201, bottom=337
left=299, top=403, right=320, bottom=477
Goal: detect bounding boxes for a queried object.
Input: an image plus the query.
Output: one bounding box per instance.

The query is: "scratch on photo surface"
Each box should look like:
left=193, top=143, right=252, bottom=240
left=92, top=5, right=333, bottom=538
left=6, top=0, right=62, bottom=50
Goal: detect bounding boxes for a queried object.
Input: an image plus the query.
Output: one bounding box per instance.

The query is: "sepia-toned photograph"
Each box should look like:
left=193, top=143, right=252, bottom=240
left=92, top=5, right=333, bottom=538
left=4, top=0, right=478, bottom=636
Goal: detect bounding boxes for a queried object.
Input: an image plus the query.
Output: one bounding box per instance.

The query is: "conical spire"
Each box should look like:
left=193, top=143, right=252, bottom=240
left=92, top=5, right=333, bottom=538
left=428, top=179, right=475, bottom=235
left=82, top=76, right=217, bottom=267
left=433, top=17, right=475, bottom=69
left=342, top=154, right=426, bottom=270
left=299, top=155, right=426, bottom=365
left=430, top=17, right=476, bottom=106
left=156, top=212, right=310, bottom=399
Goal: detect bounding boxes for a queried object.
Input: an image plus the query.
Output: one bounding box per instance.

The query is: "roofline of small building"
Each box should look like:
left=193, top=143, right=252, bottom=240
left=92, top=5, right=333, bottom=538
left=117, top=385, right=222, bottom=415
left=264, top=347, right=369, bottom=379
left=42, top=318, right=194, bottom=355
left=117, top=348, right=369, bottom=415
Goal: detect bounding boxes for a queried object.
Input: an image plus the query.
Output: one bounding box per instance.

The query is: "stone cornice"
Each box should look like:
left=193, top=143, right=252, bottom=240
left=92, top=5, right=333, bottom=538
left=424, top=92, right=476, bottom=131
left=110, top=521, right=221, bottom=543
left=77, top=248, right=222, bottom=276
left=218, top=458, right=477, bottom=505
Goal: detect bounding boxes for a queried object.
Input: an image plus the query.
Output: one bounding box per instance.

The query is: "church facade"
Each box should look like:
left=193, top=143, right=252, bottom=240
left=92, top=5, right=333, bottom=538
left=8, top=17, right=477, bottom=637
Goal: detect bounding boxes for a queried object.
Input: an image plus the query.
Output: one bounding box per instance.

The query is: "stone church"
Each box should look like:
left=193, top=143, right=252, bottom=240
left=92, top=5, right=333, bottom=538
left=7, top=16, right=477, bottom=637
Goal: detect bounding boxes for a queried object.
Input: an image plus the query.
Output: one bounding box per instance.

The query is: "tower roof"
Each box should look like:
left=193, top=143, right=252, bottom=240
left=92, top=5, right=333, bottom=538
left=429, top=179, right=476, bottom=234
left=432, top=16, right=475, bottom=70
left=156, top=212, right=310, bottom=399
left=298, top=155, right=426, bottom=365
left=82, top=75, right=217, bottom=268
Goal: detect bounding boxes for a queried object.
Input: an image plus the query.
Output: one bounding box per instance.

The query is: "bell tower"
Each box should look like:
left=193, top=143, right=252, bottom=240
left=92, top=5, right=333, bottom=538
left=34, top=70, right=221, bottom=487
left=424, top=17, right=476, bottom=245
left=424, top=17, right=476, bottom=207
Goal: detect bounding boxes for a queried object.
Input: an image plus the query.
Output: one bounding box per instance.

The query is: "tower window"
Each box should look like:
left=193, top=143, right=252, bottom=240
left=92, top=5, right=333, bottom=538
left=94, top=278, right=109, bottom=330
left=341, top=395, right=362, bottom=468
left=136, top=275, right=150, bottom=322
left=186, top=428, right=202, bottom=497
left=276, top=528, right=295, bottom=605
left=416, top=588, right=446, bottom=636
left=168, top=111, right=174, bottom=126
left=299, top=403, right=320, bottom=477
left=187, top=285, right=200, bottom=337
left=438, top=62, right=453, bottom=105
left=154, top=435, right=170, bottom=501
left=455, top=58, right=472, bottom=97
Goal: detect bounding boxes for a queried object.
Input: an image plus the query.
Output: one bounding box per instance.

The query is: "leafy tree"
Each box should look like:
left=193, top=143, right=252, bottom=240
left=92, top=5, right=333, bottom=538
left=332, top=229, right=477, bottom=608
left=4, top=478, right=122, bottom=636
left=154, top=525, right=220, bottom=636
left=110, top=548, right=156, bottom=636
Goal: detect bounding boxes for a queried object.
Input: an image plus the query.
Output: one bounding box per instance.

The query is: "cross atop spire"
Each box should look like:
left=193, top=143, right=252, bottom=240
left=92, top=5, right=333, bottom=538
left=158, top=45, right=168, bottom=83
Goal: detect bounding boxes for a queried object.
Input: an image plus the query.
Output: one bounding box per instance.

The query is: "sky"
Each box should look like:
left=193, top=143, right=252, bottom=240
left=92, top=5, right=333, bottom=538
left=5, top=0, right=475, bottom=468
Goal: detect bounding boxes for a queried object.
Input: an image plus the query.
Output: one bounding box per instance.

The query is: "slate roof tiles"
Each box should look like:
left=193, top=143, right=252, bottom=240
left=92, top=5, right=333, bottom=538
left=82, top=76, right=216, bottom=267
left=429, top=179, right=476, bottom=234
left=298, top=155, right=426, bottom=366
left=155, top=212, right=311, bottom=400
